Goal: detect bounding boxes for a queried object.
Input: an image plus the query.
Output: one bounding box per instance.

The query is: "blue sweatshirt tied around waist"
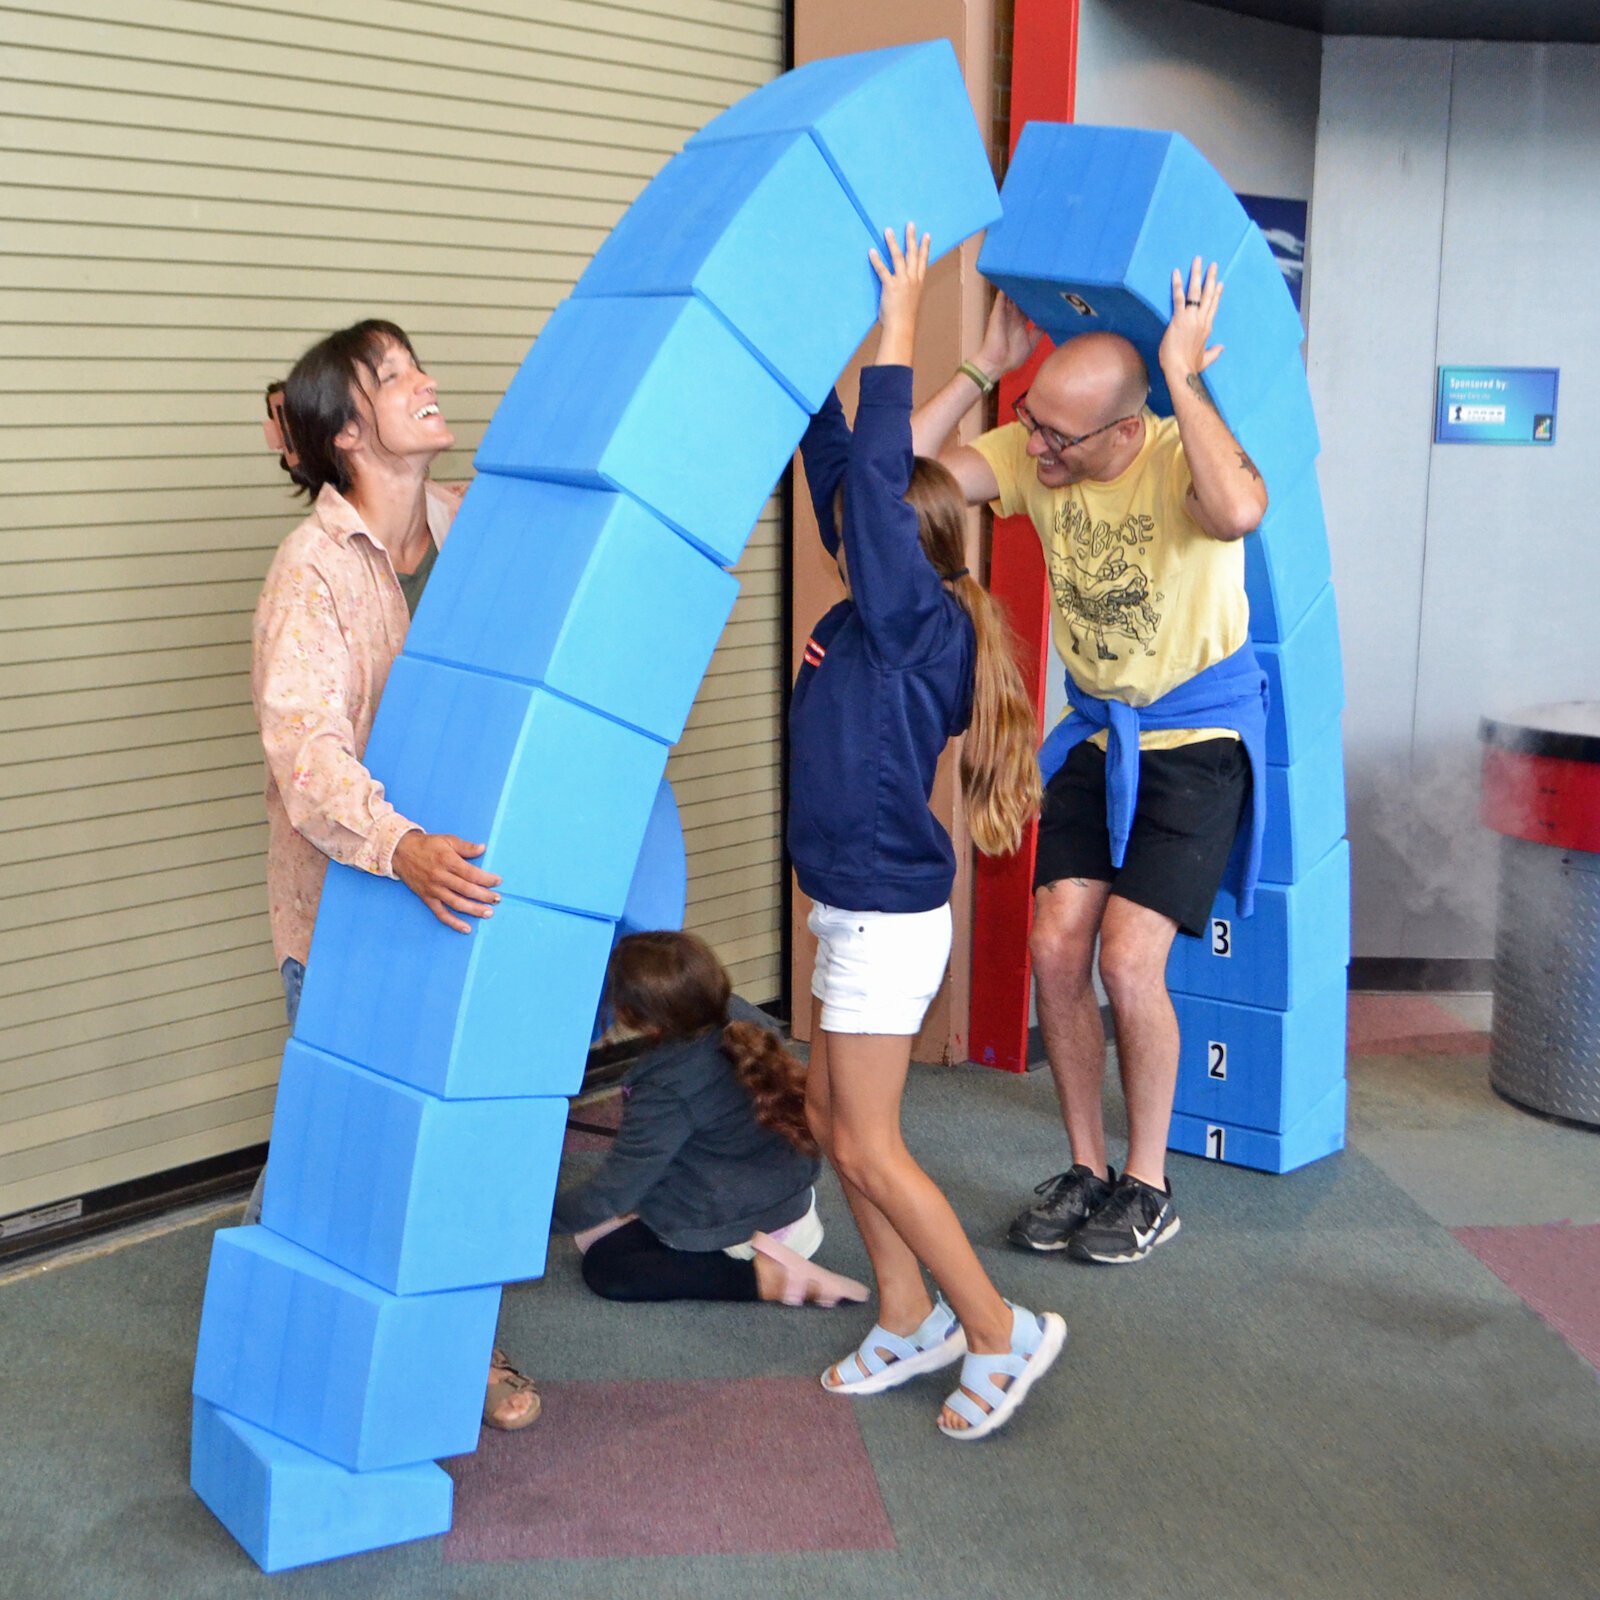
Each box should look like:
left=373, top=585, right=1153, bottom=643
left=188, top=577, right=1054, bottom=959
left=1037, top=644, right=1271, bottom=916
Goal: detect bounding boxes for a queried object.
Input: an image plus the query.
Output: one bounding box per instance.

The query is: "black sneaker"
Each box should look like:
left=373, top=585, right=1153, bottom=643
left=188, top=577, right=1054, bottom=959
left=1006, top=1164, right=1116, bottom=1252
left=1067, top=1173, right=1180, bottom=1264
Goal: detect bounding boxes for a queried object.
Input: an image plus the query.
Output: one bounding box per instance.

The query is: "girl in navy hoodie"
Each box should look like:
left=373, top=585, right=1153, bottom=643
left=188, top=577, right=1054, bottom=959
left=793, top=225, right=1065, bottom=1441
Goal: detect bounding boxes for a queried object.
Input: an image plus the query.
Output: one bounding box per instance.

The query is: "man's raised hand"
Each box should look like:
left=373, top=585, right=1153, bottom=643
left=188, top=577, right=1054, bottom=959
left=1159, top=256, right=1225, bottom=386
left=975, top=290, right=1042, bottom=382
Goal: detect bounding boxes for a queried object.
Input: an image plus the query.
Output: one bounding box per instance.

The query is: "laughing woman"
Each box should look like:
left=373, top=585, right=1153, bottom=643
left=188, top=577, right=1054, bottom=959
left=252, top=319, right=536, bottom=1433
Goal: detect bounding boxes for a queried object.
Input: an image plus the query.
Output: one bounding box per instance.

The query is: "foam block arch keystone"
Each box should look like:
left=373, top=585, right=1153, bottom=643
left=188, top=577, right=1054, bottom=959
left=189, top=40, right=999, bottom=1571
left=979, top=125, right=1349, bottom=1174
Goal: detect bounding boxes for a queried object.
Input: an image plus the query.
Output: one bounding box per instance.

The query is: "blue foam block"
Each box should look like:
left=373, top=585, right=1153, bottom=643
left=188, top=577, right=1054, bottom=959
left=1194, top=220, right=1308, bottom=425
left=192, top=1226, right=498, bottom=1471
left=1173, top=976, right=1347, bottom=1133
left=1230, top=357, right=1321, bottom=500
left=362, top=654, right=668, bottom=920
left=688, top=41, right=1001, bottom=265
left=1245, top=462, right=1331, bottom=643
left=475, top=294, right=806, bottom=567
left=1260, top=719, right=1347, bottom=886
left=1167, top=839, right=1350, bottom=1010
left=982, top=125, right=1243, bottom=319
left=619, top=778, right=687, bottom=937
left=1256, top=581, right=1344, bottom=765
left=574, top=134, right=879, bottom=412
left=190, top=1398, right=452, bottom=1573
left=260, top=1042, right=567, bottom=1295
left=407, top=476, right=738, bottom=745
left=979, top=122, right=1322, bottom=495
left=982, top=126, right=1309, bottom=425
left=1168, top=1078, right=1346, bottom=1173
left=298, top=870, right=613, bottom=1099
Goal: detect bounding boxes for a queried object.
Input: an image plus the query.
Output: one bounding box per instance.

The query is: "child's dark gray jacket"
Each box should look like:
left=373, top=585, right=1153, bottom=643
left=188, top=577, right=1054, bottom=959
left=552, top=998, right=820, bottom=1252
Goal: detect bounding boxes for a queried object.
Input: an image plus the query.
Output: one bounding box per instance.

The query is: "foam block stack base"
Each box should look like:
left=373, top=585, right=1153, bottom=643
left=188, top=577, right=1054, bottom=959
left=190, top=1401, right=454, bottom=1574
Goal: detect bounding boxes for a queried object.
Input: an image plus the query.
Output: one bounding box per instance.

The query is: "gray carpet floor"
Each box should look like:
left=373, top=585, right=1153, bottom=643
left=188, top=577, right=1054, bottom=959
left=2, top=1051, right=1597, bottom=1600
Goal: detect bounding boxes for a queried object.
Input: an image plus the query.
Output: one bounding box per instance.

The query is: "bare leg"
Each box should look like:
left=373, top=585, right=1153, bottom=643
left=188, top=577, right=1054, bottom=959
left=806, top=1002, right=933, bottom=1337
left=819, top=1028, right=1018, bottom=1430
left=1029, top=877, right=1114, bottom=1176
left=1097, top=895, right=1181, bottom=1187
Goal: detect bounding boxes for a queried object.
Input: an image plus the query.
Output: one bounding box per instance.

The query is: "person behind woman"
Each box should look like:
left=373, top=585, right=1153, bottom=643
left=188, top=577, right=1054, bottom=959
left=557, top=931, right=869, bottom=1309
left=793, top=226, right=1065, bottom=1440
left=253, top=320, right=535, bottom=1431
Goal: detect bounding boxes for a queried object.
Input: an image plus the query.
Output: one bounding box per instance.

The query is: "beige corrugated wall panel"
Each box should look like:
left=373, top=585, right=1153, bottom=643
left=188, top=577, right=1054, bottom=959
left=0, top=0, right=787, bottom=1221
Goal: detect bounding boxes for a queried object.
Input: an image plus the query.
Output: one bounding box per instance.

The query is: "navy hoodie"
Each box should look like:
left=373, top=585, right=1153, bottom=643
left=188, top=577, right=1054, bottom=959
left=787, top=365, right=976, bottom=914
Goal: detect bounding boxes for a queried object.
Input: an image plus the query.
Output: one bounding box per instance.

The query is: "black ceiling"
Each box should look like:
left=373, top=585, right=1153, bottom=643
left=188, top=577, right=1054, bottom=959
left=1184, top=1, right=1600, bottom=43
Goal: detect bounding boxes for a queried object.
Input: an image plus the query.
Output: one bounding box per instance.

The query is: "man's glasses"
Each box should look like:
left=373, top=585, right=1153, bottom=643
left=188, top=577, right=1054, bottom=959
left=1014, top=392, right=1138, bottom=454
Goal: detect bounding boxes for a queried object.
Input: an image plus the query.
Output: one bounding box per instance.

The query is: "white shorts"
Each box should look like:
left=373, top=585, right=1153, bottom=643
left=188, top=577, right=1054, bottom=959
left=808, top=900, right=953, bottom=1036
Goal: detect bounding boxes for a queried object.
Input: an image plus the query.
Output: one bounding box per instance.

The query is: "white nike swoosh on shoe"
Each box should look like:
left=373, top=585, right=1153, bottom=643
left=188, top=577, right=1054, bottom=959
left=1074, top=1213, right=1180, bottom=1264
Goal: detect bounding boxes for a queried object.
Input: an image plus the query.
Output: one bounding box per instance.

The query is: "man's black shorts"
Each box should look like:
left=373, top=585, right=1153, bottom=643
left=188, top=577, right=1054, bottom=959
left=1033, top=737, right=1248, bottom=937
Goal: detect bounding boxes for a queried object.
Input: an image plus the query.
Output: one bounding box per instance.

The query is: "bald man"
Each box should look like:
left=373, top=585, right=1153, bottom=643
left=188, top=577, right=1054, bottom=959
left=911, top=259, right=1269, bottom=1265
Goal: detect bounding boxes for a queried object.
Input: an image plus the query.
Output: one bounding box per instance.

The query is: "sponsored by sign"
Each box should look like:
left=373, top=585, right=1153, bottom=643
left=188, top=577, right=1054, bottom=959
left=1435, top=366, right=1558, bottom=445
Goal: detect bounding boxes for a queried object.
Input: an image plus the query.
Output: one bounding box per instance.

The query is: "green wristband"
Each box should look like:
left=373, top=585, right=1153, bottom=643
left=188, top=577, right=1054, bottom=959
left=958, top=359, right=997, bottom=395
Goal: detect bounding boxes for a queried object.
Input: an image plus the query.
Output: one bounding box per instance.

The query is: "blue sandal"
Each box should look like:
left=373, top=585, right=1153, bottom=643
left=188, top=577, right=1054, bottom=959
left=937, top=1302, right=1066, bottom=1441
left=821, top=1298, right=967, bottom=1395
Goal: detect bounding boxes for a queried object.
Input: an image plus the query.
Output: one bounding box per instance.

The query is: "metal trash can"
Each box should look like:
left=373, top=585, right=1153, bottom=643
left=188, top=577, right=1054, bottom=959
left=1480, top=703, right=1600, bottom=1128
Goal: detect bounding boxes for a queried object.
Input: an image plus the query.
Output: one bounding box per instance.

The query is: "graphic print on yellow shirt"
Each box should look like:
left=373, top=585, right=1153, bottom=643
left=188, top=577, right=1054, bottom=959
left=971, top=411, right=1249, bottom=751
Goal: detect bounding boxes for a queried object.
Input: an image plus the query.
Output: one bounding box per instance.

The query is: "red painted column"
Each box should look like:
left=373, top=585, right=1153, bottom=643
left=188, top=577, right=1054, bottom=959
left=968, top=0, right=1078, bottom=1070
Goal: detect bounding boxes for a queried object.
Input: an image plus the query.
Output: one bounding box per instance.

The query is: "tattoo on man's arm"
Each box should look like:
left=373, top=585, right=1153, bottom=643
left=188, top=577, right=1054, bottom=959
left=1184, top=372, right=1218, bottom=411
left=1236, top=448, right=1261, bottom=482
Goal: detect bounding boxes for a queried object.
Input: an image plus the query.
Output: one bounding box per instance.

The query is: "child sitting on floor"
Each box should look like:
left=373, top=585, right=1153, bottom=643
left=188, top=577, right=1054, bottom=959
left=555, top=930, right=868, bottom=1309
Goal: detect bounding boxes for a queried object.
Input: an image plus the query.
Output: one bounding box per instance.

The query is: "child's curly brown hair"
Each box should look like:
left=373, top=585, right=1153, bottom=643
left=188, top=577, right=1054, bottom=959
left=606, top=930, right=817, bottom=1155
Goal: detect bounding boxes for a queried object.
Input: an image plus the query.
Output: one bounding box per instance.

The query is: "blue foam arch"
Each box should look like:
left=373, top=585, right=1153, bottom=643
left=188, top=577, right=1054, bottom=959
left=978, top=124, right=1349, bottom=1175
left=190, top=40, right=999, bottom=1570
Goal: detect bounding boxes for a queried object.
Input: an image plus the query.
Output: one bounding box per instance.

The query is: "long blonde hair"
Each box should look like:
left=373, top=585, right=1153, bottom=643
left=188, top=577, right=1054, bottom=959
left=906, top=458, right=1042, bottom=856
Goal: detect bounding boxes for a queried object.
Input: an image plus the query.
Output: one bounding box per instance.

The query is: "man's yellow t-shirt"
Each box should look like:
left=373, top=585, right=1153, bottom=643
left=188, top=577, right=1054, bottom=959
left=970, top=411, right=1248, bottom=751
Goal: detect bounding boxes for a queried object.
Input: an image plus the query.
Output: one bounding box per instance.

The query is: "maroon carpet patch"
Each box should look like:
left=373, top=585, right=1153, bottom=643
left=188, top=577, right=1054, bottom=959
left=1347, top=994, right=1488, bottom=1056
left=1453, top=1221, right=1600, bottom=1372
left=443, top=1375, right=896, bottom=1561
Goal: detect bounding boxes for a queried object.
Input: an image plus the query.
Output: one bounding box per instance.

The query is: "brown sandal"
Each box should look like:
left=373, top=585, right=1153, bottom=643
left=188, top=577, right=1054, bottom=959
left=483, top=1346, right=542, bottom=1431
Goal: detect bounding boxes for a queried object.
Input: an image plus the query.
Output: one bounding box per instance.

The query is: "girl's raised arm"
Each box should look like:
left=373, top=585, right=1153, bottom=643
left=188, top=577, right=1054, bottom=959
left=797, top=387, right=853, bottom=556
left=839, top=226, right=954, bottom=663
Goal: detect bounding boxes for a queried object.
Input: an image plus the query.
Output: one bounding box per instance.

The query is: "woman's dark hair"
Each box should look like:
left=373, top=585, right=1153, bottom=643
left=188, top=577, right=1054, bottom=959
left=271, top=319, right=418, bottom=499
left=606, top=931, right=817, bottom=1155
